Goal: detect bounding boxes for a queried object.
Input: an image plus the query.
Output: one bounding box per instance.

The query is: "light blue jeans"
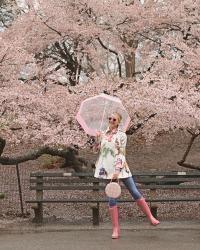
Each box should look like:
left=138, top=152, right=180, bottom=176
left=108, top=176, right=142, bottom=207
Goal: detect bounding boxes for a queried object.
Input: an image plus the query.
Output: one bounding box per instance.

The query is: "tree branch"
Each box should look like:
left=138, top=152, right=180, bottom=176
left=0, top=53, right=7, bottom=64
left=138, top=31, right=184, bottom=54
left=97, top=37, right=122, bottom=77
left=179, top=134, right=198, bottom=163
left=177, top=162, right=200, bottom=171
left=116, top=17, right=130, bottom=27
left=0, top=137, right=6, bottom=156
left=177, top=129, right=200, bottom=171
left=42, top=18, right=62, bottom=37
left=0, top=137, right=91, bottom=172
left=126, top=113, right=157, bottom=135
left=0, top=145, right=77, bottom=165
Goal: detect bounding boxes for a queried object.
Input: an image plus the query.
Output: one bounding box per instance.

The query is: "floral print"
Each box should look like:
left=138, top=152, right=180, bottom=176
left=94, top=128, right=132, bottom=179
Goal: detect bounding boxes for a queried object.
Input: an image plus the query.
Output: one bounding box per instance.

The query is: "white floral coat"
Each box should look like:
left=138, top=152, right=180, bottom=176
left=94, top=128, right=132, bottom=179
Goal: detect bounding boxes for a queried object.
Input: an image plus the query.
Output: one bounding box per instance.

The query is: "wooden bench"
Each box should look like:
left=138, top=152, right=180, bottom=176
left=26, top=170, right=200, bottom=224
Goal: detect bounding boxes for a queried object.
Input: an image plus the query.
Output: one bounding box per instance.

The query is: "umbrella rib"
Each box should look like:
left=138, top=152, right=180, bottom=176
left=100, top=99, right=108, bottom=132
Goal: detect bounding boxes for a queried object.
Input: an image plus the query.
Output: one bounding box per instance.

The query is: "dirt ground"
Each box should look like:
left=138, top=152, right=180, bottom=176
left=79, top=130, right=200, bottom=172
left=3, top=129, right=200, bottom=171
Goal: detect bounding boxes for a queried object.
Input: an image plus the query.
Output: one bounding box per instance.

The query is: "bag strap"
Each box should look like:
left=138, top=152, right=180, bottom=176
left=110, top=179, right=120, bottom=184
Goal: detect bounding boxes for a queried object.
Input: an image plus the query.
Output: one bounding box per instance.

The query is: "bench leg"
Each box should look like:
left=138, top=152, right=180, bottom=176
left=150, top=205, right=158, bottom=219
left=92, top=203, right=99, bottom=226
left=32, top=203, right=43, bottom=223
left=150, top=189, right=158, bottom=219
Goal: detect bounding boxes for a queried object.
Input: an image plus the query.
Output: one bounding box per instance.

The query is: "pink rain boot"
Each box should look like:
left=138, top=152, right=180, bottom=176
left=136, top=197, right=160, bottom=226
left=109, top=206, right=120, bottom=239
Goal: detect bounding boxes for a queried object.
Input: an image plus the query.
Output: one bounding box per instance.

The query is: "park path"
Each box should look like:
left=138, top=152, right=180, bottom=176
left=0, top=229, right=200, bottom=250
left=0, top=221, right=200, bottom=250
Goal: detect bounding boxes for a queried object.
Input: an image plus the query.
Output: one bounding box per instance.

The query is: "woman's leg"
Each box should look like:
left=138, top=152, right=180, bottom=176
left=108, top=197, right=117, bottom=207
left=108, top=197, right=120, bottom=239
left=122, top=176, right=142, bottom=200
left=122, top=177, right=160, bottom=225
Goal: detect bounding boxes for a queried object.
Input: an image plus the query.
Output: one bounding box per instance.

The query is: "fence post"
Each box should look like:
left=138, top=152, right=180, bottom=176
left=16, top=163, right=24, bottom=216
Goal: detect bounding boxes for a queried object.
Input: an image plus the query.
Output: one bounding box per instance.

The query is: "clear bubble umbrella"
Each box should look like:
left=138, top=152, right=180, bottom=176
left=76, top=93, right=131, bottom=136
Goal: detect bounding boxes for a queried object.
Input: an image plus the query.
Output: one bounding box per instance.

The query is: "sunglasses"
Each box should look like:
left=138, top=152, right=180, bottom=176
left=108, top=117, right=117, bottom=122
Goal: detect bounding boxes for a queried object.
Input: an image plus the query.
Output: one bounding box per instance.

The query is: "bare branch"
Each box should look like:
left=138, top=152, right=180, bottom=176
left=177, top=130, right=200, bottom=171
left=0, top=145, right=76, bottom=165
left=42, top=18, right=62, bottom=37
left=0, top=107, right=6, bottom=117
left=179, top=134, right=198, bottom=163
left=116, top=17, right=130, bottom=27
left=177, top=161, right=200, bottom=171
left=126, top=113, right=157, bottom=135
left=0, top=137, right=6, bottom=156
left=0, top=137, right=91, bottom=172
left=97, top=37, right=122, bottom=77
left=0, top=53, right=7, bottom=65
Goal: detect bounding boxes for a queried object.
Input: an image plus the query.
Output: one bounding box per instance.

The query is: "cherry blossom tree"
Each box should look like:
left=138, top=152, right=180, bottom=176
left=0, top=0, right=200, bottom=170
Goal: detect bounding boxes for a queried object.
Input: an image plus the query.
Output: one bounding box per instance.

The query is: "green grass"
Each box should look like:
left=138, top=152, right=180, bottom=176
left=0, top=193, right=5, bottom=199
left=39, top=154, right=64, bottom=169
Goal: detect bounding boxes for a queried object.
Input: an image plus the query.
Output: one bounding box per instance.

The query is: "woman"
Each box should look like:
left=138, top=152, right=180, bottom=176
left=94, top=112, right=159, bottom=239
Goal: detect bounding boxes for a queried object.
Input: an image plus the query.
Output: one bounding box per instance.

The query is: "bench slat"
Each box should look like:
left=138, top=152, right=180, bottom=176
left=30, top=177, right=200, bottom=184
left=30, top=178, right=105, bottom=184
left=30, top=185, right=105, bottom=191
left=26, top=197, right=200, bottom=203
left=30, top=184, right=200, bottom=191
left=30, top=171, right=200, bottom=178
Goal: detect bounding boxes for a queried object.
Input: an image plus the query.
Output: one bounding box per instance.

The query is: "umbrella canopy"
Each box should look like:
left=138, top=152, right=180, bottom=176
left=76, top=93, right=131, bottom=136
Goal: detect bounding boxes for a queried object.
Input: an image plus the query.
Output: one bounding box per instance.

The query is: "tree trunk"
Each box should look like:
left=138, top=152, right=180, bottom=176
left=122, top=37, right=138, bottom=78
left=125, top=51, right=135, bottom=77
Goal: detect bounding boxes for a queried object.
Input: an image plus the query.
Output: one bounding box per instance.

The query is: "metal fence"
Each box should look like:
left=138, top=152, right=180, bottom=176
left=0, top=163, right=41, bottom=216
left=0, top=163, right=103, bottom=222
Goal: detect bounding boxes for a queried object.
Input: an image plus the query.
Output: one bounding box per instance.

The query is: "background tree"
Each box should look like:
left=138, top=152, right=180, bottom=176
left=0, top=0, right=200, bottom=170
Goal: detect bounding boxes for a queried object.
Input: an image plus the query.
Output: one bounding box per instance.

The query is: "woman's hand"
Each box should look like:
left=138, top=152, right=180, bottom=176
left=95, top=131, right=102, bottom=144
left=96, top=131, right=101, bottom=140
left=112, top=172, right=120, bottom=180
left=92, top=131, right=101, bottom=153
